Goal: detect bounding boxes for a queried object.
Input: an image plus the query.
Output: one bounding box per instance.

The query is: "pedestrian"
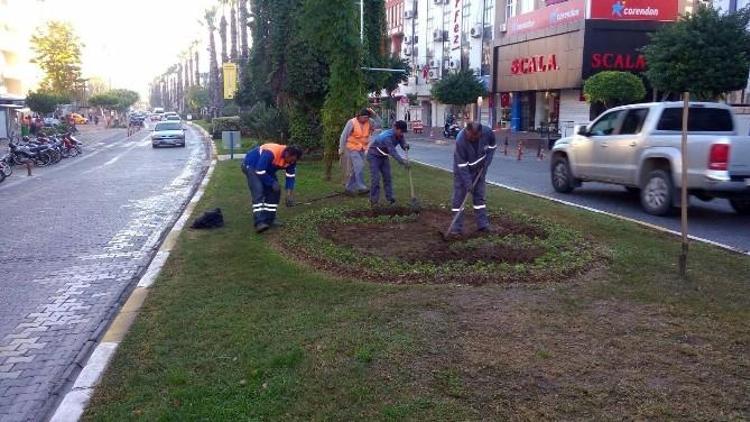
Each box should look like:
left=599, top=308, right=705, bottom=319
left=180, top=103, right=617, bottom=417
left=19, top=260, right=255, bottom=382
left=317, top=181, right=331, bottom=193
left=367, top=120, right=410, bottom=207
left=338, top=108, right=381, bottom=195
left=241, top=143, right=303, bottom=233
left=94, top=115, right=99, bottom=126
left=450, top=122, right=498, bottom=235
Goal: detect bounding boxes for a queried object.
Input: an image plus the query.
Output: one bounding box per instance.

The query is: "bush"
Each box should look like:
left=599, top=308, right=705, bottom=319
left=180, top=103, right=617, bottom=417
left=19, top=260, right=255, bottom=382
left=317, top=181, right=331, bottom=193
left=583, top=71, right=646, bottom=109
left=210, top=116, right=241, bottom=140
left=240, top=102, right=288, bottom=142
left=288, top=104, right=322, bottom=151
left=221, top=102, right=240, bottom=117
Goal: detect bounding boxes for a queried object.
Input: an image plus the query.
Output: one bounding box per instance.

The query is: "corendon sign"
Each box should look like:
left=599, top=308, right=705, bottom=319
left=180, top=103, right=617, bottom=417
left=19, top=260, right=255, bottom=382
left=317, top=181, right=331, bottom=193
left=591, top=53, right=647, bottom=71
left=506, top=0, right=584, bottom=36
left=451, top=0, right=462, bottom=50
left=511, top=54, right=559, bottom=75
left=591, top=0, right=678, bottom=21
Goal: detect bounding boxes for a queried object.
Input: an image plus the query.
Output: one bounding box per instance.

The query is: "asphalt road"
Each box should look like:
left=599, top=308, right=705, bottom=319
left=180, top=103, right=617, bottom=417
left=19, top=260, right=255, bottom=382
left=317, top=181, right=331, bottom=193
left=408, top=138, right=750, bottom=253
left=0, top=124, right=209, bottom=421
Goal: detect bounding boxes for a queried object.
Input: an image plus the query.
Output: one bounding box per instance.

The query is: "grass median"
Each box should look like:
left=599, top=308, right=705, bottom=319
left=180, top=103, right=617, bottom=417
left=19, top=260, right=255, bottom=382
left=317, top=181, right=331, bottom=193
left=84, top=160, right=750, bottom=420
left=192, top=120, right=257, bottom=155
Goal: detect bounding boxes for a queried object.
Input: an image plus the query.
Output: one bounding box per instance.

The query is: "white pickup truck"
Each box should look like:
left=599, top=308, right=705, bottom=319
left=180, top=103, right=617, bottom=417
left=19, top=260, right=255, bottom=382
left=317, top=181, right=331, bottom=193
left=550, top=102, right=750, bottom=216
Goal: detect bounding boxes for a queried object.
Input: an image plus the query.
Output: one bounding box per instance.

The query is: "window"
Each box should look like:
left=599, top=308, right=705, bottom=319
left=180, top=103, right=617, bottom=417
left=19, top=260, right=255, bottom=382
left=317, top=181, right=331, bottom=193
left=506, top=0, right=515, bottom=20
left=589, top=110, right=625, bottom=136
left=619, top=108, right=649, bottom=135
left=484, top=0, right=495, bottom=26
left=656, top=107, right=734, bottom=132
left=520, top=0, right=534, bottom=14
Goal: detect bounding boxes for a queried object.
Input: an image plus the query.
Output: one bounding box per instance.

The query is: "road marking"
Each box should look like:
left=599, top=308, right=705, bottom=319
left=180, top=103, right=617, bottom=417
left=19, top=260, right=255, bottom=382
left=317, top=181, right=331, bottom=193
left=414, top=159, right=750, bottom=257
left=79, top=133, right=150, bottom=175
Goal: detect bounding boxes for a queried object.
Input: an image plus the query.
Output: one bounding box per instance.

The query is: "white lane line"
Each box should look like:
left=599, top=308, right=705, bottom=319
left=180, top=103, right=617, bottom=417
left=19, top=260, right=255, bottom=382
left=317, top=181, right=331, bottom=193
left=414, top=160, right=750, bottom=257
left=80, top=133, right=151, bottom=175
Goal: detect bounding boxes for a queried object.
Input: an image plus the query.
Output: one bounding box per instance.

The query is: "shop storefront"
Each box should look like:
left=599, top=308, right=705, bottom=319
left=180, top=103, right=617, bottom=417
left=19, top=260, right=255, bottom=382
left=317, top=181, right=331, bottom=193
left=492, top=0, right=674, bottom=133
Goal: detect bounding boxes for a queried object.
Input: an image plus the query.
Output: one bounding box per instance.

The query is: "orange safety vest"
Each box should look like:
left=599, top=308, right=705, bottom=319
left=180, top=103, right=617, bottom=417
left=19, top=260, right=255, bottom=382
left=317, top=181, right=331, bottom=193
left=260, top=143, right=290, bottom=168
left=346, top=118, right=371, bottom=152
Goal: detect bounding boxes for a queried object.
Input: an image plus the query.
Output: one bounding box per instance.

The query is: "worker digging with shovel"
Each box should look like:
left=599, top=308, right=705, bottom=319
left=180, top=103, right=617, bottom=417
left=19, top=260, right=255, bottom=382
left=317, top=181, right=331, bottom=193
left=367, top=120, right=412, bottom=208
left=445, top=122, right=498, bottom=238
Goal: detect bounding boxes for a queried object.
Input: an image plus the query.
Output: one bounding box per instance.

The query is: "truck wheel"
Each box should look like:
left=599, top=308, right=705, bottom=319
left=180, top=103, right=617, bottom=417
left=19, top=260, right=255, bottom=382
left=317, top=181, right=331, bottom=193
left=729, top=198, right=750, bottom=215
left=641, top=170, right=674, bottom=216
left=551, top=156, right=575, bottom=193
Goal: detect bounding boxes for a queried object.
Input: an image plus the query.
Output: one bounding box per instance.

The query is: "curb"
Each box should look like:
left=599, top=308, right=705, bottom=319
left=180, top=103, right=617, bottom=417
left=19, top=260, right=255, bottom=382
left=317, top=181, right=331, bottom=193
left=48, top=126, right=218, bottom=422
left=414, top=160, right=750, bottom=257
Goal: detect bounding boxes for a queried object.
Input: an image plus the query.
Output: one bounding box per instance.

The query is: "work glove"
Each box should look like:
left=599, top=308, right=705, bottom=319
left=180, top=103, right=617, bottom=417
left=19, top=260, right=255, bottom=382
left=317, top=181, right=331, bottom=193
left=271, top=181, right=281, bottom=193
left=403, top=143, right=411, bottom=151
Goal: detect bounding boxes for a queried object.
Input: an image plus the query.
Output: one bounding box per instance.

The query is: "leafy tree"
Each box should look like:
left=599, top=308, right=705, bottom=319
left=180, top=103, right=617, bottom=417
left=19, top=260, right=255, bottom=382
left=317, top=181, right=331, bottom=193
left=25, top=91, right=69, bottom=114
left=431, top=70, right=487, bottom=107
left=30, top=21, right=83, bottom=96
left=204, top=7, right=222, bottom=116
left=89, top=93, right=119, bottom=109
left=362, top=0, right=388, bottom=94
left=186, top=85, right=209, bottom=114
left=643, top=5, right=750, bottom=99
left=303, top=0, right=366, bottom=177
left=90, top=89, right=139, bottom=112
left=583, top=71, right=646, bottom=109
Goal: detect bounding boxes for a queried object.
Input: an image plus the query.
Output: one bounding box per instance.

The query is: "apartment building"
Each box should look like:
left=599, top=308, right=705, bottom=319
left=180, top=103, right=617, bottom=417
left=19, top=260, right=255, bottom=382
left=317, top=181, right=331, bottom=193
left=714, top=0, right=750, bottom=104
left=0, top=0, right=27, bottom=96
left=491, top=0, right=703, bottom=133
left=390, top=0, right=496, bottom=128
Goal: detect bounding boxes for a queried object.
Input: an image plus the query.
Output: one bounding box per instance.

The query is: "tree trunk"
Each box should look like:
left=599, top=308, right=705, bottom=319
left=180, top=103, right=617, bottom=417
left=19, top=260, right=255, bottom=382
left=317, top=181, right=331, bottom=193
left=207, top=22, right=221, bottom=117
left=240, top=0, right=249, bottom=63
left=195, top=50, right=200, bottom=87
left=230, top=2, right=238, bottom=62
left=220, top=14, right=229, bottom=64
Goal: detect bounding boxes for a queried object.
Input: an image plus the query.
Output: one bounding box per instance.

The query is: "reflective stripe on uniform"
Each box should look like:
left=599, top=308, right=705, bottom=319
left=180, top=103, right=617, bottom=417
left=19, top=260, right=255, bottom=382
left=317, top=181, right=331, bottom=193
left=451, top=208, right=461, bottom=212
left=473, top=204, right=486, bottom=210
left=457, top=162, right=469, bottom=168
left=487, top=144, right=497, bottom=149
left=376, top=147, right=389, bottom=156
left=285, top=172, right=295, bottom=178
left=255, top=170, right=266, bottom=175
left=468, top=155, right=486, bottom=166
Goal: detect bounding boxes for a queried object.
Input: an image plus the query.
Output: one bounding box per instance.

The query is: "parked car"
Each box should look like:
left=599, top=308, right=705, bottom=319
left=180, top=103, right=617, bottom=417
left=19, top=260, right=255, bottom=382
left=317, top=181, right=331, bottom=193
left=550, top=102, right=750, bottom=215
left=70, top=113, right=88, bottom=124
left=151, top=121, right=186, bottom=148
left=43, top=117, right=61, bottom=127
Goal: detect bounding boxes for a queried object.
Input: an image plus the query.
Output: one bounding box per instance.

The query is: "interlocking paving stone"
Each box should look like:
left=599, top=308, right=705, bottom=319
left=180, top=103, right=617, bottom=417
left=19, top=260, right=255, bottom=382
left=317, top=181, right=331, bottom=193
left=0, top=127, right=208, bottom=421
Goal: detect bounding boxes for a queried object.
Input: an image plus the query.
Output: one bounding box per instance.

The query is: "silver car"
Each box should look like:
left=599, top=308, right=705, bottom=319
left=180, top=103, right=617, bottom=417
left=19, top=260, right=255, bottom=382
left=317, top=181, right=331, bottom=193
left=550, top=102, right=750, bottom=215
left=151, top=121, right=186, bottom=148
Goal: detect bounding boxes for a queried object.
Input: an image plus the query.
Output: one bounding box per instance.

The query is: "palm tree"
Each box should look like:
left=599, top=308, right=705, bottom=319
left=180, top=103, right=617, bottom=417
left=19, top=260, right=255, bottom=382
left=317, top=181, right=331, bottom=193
left=193, top=40, right=201, bottom=87
left=239, top=0, right=249, bottom=64
left=230, top=0, right=238, bottom=62
left=204, top=7, right=222, bottom=117
left=219, top=1, right=229, bottom=63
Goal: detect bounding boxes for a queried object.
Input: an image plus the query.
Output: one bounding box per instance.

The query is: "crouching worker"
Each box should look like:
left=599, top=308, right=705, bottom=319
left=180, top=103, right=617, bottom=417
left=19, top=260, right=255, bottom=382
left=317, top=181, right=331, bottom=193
left=241, top=143, right=303, bottom=233
left=367, top=120, right=410, bottom=207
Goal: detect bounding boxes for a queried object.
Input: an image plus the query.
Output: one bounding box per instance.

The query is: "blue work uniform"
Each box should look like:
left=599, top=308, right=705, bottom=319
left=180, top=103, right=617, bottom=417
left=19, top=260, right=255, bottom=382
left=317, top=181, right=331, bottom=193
left=241, top=143, right=296, bottom=227
left=367, top=129, right=408, bottom=204
left=451, top=125, right=497, bottom=233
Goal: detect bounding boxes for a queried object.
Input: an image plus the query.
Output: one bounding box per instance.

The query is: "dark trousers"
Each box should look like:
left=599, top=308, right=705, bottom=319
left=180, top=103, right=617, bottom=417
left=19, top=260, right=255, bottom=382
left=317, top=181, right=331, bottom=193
left=368, top=154, right=393, bottom=203
left=451, top=172, right=488, bottom=233
left=244, top=167, right=280, bottom=227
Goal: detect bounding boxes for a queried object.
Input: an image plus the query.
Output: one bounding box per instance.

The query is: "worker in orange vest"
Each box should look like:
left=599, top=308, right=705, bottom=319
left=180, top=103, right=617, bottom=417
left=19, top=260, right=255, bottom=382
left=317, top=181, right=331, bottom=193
left=338, top=108, right=381, bottom=195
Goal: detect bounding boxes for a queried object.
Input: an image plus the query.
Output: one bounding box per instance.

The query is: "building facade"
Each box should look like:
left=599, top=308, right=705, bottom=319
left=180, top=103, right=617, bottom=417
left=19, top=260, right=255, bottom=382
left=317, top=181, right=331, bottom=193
left=491, top=0, right=702, bottom=134
left=0, top=0, right=28, bottom=96
left=390, top=0, right=496, bottom=128
left=714, top=0, right=750, bottom=105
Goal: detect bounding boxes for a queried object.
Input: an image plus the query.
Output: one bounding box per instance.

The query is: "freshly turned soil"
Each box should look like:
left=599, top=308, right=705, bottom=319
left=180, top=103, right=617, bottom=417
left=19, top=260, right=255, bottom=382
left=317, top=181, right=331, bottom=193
left=319, top=208, right=545, bottom=265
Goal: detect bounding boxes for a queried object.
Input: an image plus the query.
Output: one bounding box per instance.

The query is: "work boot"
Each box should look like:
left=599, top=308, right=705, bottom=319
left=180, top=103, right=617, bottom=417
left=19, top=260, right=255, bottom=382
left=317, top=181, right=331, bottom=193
left=255, top=223, right=270, bottom=233
left=344, top=190, right=357, bottom=197
left=476, top=226, right=491, bottom=235
left=370, top=200, right=379, bottom=209
left=357, top=188, right=370, bottom=195
left=271, top=220, right=284, bottom=228
left=388, top=198, right=396, bottom=206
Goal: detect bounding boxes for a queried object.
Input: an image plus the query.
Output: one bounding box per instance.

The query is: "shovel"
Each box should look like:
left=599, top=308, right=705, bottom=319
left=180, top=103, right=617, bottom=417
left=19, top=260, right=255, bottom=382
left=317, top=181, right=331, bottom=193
left=298, top=191, right=345, bottom=206
left=441, top=164, right=486, bottom=241
left=405, top=150, right=421, bottom=212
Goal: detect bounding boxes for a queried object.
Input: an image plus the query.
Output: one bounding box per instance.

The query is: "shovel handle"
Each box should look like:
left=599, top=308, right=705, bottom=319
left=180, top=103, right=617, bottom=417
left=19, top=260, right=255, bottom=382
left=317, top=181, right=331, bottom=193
left=406, top=150, right=416, bottom=199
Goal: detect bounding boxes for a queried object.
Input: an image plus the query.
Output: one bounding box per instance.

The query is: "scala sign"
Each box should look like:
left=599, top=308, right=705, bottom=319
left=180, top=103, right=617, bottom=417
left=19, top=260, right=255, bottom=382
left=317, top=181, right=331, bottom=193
left=591, top=52, right=647, bottom=71
left=591, top=0, right=678, bottom=21
left=511, top=54, right=560, bottom=75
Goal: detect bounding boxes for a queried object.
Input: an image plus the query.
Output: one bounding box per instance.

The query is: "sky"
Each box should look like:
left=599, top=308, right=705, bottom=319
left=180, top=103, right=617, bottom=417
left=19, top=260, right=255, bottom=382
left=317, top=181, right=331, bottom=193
left=13, top=0, right=218, bottom=99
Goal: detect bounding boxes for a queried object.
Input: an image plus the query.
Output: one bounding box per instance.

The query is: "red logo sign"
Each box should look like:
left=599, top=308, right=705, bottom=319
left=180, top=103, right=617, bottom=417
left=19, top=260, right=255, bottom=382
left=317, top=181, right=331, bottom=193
left=591, top=53, right=647, bottom=71
left=511, top=54, right=559, bottom=75
left=590, top=0, right=678, bottom=21
left=506, top=0, right=584, bottom=36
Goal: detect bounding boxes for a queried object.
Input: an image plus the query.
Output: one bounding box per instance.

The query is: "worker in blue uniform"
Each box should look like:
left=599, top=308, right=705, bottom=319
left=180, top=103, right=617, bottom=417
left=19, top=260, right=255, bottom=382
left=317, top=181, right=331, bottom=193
left=241, top=143, right=303, bottom=233
left=367, top=120, right=410, bottom=207
left=451, top=122, right=497, bottom=235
